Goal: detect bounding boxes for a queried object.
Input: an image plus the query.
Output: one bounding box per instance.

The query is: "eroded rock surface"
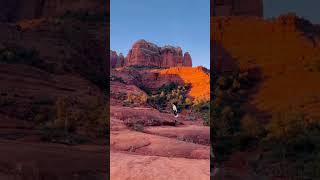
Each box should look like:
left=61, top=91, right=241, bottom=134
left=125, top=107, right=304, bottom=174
left=111, top=39, right=193, bottom=68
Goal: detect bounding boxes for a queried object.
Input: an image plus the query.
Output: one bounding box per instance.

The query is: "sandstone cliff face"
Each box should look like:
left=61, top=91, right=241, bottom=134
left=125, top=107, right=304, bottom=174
left=212, top=14, right=320, bottom=117
left=111, top=39, right=193, bottom=68
left=126, top=40, right=162, bottom=67
left=183, top=52, right=193, bottom=67
left=110, top=50, right=125, bottom=68
left=0, top=0, right=105, bottom=22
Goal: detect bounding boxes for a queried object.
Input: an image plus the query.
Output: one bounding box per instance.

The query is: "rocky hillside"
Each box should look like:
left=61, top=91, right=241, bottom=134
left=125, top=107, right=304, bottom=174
left=110, top=39, right=192, bottom=68
left=0, top=17, right=108, bottom=126
left=0, top=0, right=106, bottom=22
left=212, top=14, right=320, bottom=117
left=159, top=67, right=210, bottom=100
left=0, top=1, right=108, bottom=178
left=212, top=14, right=320, bottom=179
left=213, top=0, right=263, bottom=17
left=111, top=66, right=209, bottom=102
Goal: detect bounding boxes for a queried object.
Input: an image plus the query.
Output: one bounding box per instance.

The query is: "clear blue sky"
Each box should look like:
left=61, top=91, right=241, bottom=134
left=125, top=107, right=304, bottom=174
left=110, top=0, right=210, bottom=68
left=264, top=0, right=320, bottom=23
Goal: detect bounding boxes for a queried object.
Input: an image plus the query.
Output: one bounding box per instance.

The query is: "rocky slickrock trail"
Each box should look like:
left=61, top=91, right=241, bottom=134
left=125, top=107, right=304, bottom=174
left=110, top=106, right=210, bottom=180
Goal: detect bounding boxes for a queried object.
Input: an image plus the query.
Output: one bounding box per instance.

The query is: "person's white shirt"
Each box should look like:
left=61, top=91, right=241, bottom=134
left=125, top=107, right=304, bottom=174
left=172, top=104, right=177, bottom=112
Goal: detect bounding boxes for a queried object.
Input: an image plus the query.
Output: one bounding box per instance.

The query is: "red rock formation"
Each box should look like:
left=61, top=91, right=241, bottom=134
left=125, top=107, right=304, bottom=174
left=110, top=50, right=118, bottom=68
left=110, top=51, right=125, bottom=68
left=183, top=52, right=192, bottom=67
left=111, top=39, right=193, bottom=68
left=0, top=0, right=105, bottom=22
left=158, top=67, right=210, bottom=100
left=160, top=45, right=184, bottom=67
left=212, top=15, right=320, bottom=118
left=126, top=40, right=162, bottom=67
left=117, top=53, right=125, bottom=67
left=213, top=0, right=263, bottom=17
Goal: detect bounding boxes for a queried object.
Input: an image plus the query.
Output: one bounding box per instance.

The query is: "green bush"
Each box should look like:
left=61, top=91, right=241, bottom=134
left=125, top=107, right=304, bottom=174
left=59, top=11, right=107, bottom=23
left=137, top=83, right=152, bottom=95
left=241, top=114, right=265, bottom=138
left=0, top=46, right=44, bottom=69
left=133, top=123, right=144, bottom=132
left=87, top=72, right=107, bottom=90
left=0, top=96, right=15, bottom=107
left=54, top=97, right=77, bottom=132
left=40, top=126, right=89, bottom=145
left=158, top=82, right=178, bottom=94
left=147, top=83, right=191, bottom=112
left=212, top=70, right=256, bottom=164
left=110, top=75, right=125, bottom=83
left=128, top=65, right=160, bottom=70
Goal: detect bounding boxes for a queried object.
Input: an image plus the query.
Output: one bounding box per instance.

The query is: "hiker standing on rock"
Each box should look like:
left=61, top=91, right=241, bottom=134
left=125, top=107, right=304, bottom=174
left=172, top=103, right=178, bottom=118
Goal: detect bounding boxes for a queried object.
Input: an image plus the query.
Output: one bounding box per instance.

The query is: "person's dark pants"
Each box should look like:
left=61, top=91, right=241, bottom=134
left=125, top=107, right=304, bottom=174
left=173, top=111, right=177, bottom=116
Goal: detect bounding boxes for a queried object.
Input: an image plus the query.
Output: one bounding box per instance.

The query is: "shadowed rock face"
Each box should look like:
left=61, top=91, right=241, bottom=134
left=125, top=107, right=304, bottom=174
left=212, top=14, right=320, bottom=118
left=213, top=0, right=263, bottom=17
left=0, top=0, right=105, bottom=22
left=110, top=50, right=125, bottom=68
left=111, top=39, right=193, bottom=68
left=183, top=52, right=193, bottom=67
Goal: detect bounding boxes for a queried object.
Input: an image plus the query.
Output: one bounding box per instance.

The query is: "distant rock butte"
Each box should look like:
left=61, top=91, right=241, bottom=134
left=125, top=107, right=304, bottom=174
left=110, top=50, right=125, bottom=68
left=110, top=39, right=192, bottom=68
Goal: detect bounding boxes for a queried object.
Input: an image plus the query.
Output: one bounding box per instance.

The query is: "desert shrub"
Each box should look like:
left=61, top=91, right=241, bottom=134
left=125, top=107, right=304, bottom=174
left=32, top=96, right=55, bottom=106
left=96, top=105, right=108, bottom=136
left=253, top=110, right=320, bottom=179
left=147, top=94, right=166, bottom=110
left=212, top=70, right=256, bottom=165
left=192, top=99, right=210, bottom=126
left=128, top=65, right=160, bottom=70
left=110, top=75, right=125, bottom=83
left=40, top=126, right=89, bottom=145
left=185, top=98, right=193, bottom=107
left=0, top=45, right=44, bottom=68
left=33, top=109, right=55, bottom=125
left=0, top=95, right=15, bottom=107
left=54, top=97, right=77, bottom=132
left=42, top=95, right=108, bottom=140
left=265, top=110, right=305, bottom=141
left=241, top=114, right=265, bottom=138
left=133, top=123, right=144, bottom=132
left=147, top=83, right=191, bottom=112
left=81, top=96, right=108, bottom=132
left=86, top=71, right=107, bottom=90
left=137, top=83, right=152, bottom=95
left=158, top=82, right=178, bottom=94
left=186, top=113, right=196, bottom=121
left=126, top=92, right=135, bottom=104
left=122, top=92, right=148, bottom=106
left=59, top=11, right=107, bottom=23
left=305, top=58, right=320, bottom=72
left=111, top=92, right=126, bottom=101
left=140, top=94, right=148, bottom=104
